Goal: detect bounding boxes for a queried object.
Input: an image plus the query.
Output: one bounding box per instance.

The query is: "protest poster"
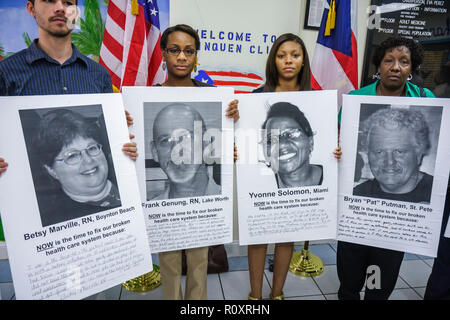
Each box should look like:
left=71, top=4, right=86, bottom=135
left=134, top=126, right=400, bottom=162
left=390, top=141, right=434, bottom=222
left=123, top=87, right=235, bottom=253
left=235, top=90, right=339, bottom=245
left=338, top=94, right=450, bottom=256
left=0, top=94, right=153, bottom=300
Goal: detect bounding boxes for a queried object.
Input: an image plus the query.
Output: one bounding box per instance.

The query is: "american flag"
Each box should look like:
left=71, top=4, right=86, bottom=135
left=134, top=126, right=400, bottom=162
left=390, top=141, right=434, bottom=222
left=311, top=0, right=358, bottom=107
left=194, top=70, right=264, bottom=94
left=99, top=0, right=165, bottom=91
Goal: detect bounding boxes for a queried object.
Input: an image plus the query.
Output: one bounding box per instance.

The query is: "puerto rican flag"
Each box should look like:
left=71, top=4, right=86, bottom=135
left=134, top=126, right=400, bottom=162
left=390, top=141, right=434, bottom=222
left=99, top=0, right=165, bottom=91
left=195, top=70, right=264, bottom=94
left=311, top=0, right=358, bottom=106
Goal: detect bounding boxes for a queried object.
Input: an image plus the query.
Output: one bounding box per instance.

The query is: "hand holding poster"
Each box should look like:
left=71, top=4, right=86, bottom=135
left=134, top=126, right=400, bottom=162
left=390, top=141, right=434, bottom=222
left=123, top=87, right=235, bottom=253
left=235, top=90, right=339, bottom=245
left=0, top=94, right=153, bottom=300
left=338, top=94, right=450, bottom=256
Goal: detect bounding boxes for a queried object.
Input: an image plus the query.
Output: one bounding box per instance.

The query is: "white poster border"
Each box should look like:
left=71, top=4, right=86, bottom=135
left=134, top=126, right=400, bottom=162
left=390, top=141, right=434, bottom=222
left=123, top=86, right=235, bottom=253
left=0, top=93, right=153, bottom=300
left=338, top=94, right=450, bottom=257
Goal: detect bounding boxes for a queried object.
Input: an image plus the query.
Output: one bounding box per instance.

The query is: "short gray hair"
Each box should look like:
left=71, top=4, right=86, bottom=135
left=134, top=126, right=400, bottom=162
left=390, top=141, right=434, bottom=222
left=361, top=108, right=430, bottom=155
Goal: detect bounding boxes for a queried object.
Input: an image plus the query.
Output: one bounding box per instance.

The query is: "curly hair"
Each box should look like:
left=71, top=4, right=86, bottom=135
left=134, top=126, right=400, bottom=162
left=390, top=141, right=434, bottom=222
left=262, top=102, right=313, bottom=137
left=362, top=108, right=430, bottom=155
left=372, top=37, right=424, bottom=73
left=34, top=109, right=102, bottom=167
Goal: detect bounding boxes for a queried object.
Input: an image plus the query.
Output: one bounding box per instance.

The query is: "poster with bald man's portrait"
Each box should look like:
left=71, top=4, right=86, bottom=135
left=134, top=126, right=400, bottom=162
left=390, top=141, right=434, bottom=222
left=122, top=87, right=235, bottom=253
left=235, top=90, right=339, bottom=245
left=338, top=94, right=450, bottom=257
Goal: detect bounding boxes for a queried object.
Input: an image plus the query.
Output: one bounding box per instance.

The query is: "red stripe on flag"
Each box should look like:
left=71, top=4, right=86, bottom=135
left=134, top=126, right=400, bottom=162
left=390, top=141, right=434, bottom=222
left=234, top=90, right=252, bottom=94
left=205, top=70, right=263, bottom=81
left=147, top=34, right=162, bottom=86
left=213, top=80, right=260, bottom=87
left=122, top=5, right=146, bottom=86
left=102, top=29, right=124, bottom=62
left=331, top=31, right=358, bottom=89
left=107, top=0, right=126, bottom=29
left=99, top=56, right=122, bottom=89
left=310, top=72, right=322, bottom=90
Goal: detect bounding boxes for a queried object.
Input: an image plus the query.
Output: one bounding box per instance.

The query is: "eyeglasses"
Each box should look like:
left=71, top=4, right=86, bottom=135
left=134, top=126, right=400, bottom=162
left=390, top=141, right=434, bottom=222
left=156, top=131, right=193, bottom=148
left=55, top=143, right=103, bottom=165
left=165, top=47, right=197, bottom=57
left=267, top=128, right=304, bottom=145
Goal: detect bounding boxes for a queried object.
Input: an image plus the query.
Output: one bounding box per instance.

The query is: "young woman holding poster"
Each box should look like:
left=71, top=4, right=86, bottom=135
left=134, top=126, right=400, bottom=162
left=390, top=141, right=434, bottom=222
left=249, top=33, right=341, bottom=300
left=155, top=24, right=239, bottom=300
left=337, top=36, right=436, bottom=300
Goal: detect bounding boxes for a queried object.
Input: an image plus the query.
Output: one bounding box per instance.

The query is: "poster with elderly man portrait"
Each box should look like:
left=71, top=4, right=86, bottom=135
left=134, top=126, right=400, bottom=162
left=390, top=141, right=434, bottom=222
left=0, top=94, right=153, bottom=300
left=338, top=94, right=450, bottom=257
left=123, top=87, right=235, bottom=253
left=235, top=90, right=339, bottom=245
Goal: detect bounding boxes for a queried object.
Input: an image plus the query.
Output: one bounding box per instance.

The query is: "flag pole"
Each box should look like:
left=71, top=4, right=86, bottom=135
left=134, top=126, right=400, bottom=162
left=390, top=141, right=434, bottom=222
left=113, top=0, right=162, bottom=292
left=289, top=241, right=324, bottom=277
left=122, top=264, right=161, bottom=292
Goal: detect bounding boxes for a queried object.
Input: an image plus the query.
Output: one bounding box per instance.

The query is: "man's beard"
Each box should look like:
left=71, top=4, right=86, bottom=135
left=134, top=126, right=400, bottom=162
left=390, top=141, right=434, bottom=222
left=48, top=29, right=72, bottom=38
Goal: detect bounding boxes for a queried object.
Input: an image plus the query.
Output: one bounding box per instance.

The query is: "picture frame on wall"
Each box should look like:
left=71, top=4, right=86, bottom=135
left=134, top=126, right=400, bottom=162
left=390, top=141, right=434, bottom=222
left=304, top=0, right=325, bottom=30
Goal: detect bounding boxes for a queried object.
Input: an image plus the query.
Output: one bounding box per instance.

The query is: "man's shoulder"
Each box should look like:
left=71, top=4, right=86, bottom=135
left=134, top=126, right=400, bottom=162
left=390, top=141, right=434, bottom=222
left=0, top=48, right=30, bottom=71
left=78, top=53, right=109, bottom=75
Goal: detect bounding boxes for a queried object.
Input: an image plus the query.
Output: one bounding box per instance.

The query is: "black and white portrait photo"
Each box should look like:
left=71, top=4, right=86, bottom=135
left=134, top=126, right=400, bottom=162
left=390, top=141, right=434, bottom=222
left=261, top=101, right=323, bottom=189
left=235, top=90, right=338, bottom=245
left=144, top=101, right=223, bottom=201
left=352, top=104, right=443, bottom=204
left=19, top=105, right=122, bottom=227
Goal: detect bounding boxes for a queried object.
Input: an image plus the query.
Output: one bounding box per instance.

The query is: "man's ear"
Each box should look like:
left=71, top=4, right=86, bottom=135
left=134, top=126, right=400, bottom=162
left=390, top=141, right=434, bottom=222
left=26, top=1, right=35, bottom=18
left=44, top=164, right=59, bottom=181
left=416, top=151, right=425, bottom=167
left=151, top=141, right=159, bottom=163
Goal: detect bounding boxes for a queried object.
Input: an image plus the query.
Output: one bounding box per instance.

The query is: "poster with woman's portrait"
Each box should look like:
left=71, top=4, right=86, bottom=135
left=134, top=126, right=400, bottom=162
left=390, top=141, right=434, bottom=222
left=338, top=94, right=450, bottom=257
left=0, top=94, right=152, bottom=300
left=19, top=105, right=122, bottom=227
left=123, top=86, right=235, bottom=253
left=235, top=90, right=339, bottom=245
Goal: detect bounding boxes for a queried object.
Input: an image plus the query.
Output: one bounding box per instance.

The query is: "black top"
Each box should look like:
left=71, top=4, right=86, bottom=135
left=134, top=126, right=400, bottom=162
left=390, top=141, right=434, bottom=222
left=38, top=183, right=121, bottom=227
left=275, top=165, right=323, bottom=189
left=252, top=85, right=266, bottom=93
left=353, top=172, right=434, bottom=204
left=154, top=79, right=213, bottom=87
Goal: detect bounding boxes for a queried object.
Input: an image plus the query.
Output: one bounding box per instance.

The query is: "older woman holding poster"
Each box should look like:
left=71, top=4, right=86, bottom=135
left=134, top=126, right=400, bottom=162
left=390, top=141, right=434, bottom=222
left=337, top=36, right=435, bottom=300
left=155, top=24, right=238, bottom=300
left=249, top=33, right=341, bottom=300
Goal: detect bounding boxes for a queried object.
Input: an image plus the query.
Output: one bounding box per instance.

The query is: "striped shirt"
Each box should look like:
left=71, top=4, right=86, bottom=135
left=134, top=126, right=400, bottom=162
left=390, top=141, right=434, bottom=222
left=0, top=39, right=113, bottom=96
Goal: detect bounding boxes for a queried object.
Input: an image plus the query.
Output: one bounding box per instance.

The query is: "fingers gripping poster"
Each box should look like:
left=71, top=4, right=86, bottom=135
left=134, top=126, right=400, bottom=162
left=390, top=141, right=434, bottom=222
left=338, top=94, right=450, bottom=256
left=0, top=94, right=153, bottom=300
left=123, top=87, right=235, bottom=253
left=235, top=90, right=339, bottom=245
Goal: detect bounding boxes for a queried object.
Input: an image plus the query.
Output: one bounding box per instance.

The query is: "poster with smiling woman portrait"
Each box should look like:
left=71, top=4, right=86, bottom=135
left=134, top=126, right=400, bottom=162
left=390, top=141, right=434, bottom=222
left=235, top=90, right=338, bottom=245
